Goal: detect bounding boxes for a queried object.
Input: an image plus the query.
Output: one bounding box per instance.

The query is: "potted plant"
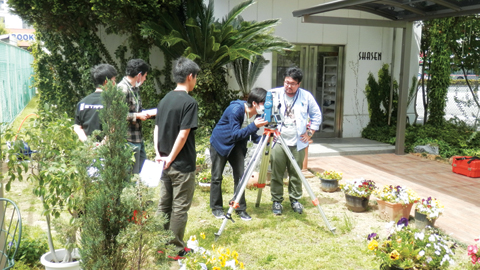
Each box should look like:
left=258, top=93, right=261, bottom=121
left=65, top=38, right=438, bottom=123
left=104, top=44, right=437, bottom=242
left=374, top=185, right=419, bottom=222
left=414, top=197, right=444, bottom=230
left=340, top=178, right=376, bottom=212
left=367, top=218, right=456, bottom=270
left=316, top=170, right=343, bottom=192
left=197, top=170, right=212, bottom=191
left=3, top=105, right=83, bottom=269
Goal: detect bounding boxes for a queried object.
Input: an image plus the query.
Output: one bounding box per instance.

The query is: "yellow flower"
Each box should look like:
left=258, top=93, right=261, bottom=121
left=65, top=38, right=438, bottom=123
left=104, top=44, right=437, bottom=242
left=390, top=250, right=400, bottom=260
left=200, top=232, right=206, bottom=239
left=190, top=235, right=196, bottom=241
left=221, top=259, right=226, bottom=267
left=368, top=240, right=378, bottom=250
left=240, top=262, right=245, bottom=269
left=213, top=267, right=221, bottom=270
left=226, top=248, right=231, bottom=257
left=232, top=250, right=239, bottom=259
left=212, top=244, right=215, bottom=251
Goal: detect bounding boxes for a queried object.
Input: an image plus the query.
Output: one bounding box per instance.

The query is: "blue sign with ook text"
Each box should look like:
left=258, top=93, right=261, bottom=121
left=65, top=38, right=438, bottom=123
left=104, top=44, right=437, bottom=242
left=10, top=33, right=36, bottom=42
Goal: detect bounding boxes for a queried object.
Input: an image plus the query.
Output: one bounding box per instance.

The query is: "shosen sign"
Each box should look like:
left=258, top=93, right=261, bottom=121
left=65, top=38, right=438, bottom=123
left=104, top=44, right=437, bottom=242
left=359, top=52, right=382, bottom=61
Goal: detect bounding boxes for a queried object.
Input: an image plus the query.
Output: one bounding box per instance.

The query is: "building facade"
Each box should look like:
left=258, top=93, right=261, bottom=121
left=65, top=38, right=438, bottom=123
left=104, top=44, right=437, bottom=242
left=214, top=0, right=420, bottom=138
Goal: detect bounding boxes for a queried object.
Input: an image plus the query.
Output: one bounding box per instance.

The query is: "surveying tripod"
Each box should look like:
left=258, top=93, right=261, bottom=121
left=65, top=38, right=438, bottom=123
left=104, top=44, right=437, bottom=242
left=214, top=120, right=336, bottom=241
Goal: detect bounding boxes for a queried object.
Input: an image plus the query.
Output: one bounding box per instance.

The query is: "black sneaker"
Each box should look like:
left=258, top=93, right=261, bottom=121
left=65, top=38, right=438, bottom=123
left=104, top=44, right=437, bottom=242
left=212, top=209, right=225, bottom=219
left=236, top=210, right=252, bottom=221
left=272, top=201, right=283, bottom=215
left=291, top=200, right=304, bottom=214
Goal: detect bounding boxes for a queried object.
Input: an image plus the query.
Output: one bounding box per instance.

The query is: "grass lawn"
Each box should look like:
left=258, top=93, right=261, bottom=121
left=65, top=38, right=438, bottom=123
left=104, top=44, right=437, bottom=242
left=2, top=96, right=473, bottom=269
left=180, top=174, right=470, bottom=270
left=8, top=95, right=39, bottom=133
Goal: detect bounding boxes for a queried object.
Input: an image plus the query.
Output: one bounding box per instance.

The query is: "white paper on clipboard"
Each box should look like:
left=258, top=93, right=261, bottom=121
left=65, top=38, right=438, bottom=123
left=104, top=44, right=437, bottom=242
left=142, top=108, right=157, bottom=116
left=139, top=160, right=164, bottom=187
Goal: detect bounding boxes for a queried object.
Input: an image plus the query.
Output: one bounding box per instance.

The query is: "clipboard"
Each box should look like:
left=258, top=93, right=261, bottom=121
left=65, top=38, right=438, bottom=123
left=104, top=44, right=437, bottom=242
left=139, top=160, right=164, bottom=187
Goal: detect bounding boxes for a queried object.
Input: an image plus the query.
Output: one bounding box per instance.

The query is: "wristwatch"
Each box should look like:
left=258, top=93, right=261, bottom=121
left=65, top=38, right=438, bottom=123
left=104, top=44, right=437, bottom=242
left=307, top=130, right=313, bottom=137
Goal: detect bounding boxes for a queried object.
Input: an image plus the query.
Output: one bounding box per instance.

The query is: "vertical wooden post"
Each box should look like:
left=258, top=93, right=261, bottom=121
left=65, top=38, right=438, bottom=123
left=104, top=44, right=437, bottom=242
left=395, top=22, right=414, bottom=155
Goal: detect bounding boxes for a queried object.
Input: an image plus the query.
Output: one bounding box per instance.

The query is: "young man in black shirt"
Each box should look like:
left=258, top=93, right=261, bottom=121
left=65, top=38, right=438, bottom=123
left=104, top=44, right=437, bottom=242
left=74, top=64, right=117, bottom=142
left=154, top=57, right=200, bottom=259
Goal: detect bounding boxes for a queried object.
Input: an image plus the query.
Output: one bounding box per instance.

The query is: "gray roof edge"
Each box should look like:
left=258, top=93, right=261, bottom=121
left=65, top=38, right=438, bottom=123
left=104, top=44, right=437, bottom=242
left=292, top=0, right=375, bottom=17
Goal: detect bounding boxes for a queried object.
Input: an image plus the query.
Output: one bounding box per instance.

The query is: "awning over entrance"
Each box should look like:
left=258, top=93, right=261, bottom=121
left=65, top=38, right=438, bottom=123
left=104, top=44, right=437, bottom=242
left=293, top=0, right=480, bottom=22
left=292, top=0, right=480, bottom=155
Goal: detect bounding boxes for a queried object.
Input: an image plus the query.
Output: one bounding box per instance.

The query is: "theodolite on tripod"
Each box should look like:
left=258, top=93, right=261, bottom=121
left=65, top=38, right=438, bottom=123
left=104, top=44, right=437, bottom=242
left=214, top=92, right=336, bottom=241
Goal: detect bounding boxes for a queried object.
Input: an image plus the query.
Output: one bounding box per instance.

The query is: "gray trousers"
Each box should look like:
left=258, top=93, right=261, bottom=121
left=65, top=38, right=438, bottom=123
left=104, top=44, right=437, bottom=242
left=270, top=144, right=305, bottom=202
left=157, top=166, right=196, bottom=250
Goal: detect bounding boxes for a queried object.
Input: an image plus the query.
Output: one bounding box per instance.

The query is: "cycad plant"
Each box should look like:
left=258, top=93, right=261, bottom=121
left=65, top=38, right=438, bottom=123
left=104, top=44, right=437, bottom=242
left=233, top=54, right=270, bottom=99
left=141, top=0, right=292, bottom=127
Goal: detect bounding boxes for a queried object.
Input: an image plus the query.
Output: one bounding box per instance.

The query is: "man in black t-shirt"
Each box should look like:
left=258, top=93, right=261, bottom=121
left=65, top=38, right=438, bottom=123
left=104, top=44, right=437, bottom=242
left=154, top=57, right=200, bottom=259
left=74, top=64, right=117, bottom=142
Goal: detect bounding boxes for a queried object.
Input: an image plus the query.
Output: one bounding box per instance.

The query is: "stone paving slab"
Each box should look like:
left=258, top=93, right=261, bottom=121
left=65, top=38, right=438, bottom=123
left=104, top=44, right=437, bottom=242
left=308, top=153, right=480, bottom=245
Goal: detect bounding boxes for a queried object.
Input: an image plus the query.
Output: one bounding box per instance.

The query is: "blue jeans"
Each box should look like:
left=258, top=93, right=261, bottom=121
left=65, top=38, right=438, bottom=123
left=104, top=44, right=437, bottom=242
left=128, top=141, right=146, bottom=174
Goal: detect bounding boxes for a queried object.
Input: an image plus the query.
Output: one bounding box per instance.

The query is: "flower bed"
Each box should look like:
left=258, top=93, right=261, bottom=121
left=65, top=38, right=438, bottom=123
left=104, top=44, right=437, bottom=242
left=468, top=238, right=480, bottom=266
left=179, top=233, right=245, bottom=270
left=367, top=218, right=456, bottom=269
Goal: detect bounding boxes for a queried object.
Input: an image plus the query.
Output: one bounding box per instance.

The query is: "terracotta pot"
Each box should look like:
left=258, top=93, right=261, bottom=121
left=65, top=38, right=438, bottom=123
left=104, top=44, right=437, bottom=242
left=345, top=194, right=369, bottom=212
left=376, top=199, right=413, bottom=221
left=320, top=178, right=339, bottom=192
left=414, top=210, right=436, bottom=230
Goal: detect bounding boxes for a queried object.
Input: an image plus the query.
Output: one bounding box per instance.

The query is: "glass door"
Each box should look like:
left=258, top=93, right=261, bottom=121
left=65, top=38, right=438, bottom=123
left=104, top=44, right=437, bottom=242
left=272, top=45, right=344, bottom=138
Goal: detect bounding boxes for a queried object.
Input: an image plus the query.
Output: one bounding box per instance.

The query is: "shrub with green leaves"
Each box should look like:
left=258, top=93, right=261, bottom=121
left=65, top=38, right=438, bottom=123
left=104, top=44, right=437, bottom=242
left=79, top=80, right=132, bottom=269
left=14, top=225, right=49, bottom=268
left=362, top=120, right=480, bottom=159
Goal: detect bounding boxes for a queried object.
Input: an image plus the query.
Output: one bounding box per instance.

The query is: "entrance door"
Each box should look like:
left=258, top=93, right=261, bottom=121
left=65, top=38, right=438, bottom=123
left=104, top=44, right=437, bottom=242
left=272, top=45, right=344, bottom=138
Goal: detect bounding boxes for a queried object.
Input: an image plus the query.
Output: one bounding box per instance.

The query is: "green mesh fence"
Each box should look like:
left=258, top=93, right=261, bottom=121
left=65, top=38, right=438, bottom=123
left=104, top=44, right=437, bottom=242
left=0, top=41, right=35, bottom=126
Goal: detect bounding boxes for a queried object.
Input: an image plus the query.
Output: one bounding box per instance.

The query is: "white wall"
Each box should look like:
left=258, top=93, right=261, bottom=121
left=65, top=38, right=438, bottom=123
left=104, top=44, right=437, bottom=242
left=213, top=0, right=420, bottom=137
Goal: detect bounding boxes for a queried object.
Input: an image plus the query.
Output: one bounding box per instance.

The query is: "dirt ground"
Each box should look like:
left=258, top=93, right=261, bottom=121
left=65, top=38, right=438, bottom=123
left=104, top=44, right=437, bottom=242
left=1, top=162, right=46, bottom=230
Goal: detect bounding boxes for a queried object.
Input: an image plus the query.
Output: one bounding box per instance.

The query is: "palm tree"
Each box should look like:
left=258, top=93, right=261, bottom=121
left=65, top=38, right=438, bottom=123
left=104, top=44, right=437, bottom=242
left=141, top=0, right=292, bottom=128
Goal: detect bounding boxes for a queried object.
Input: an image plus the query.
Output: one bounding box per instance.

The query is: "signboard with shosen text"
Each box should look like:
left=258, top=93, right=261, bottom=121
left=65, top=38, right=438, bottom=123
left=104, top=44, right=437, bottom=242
left=359, top=52, right=382, bottom=61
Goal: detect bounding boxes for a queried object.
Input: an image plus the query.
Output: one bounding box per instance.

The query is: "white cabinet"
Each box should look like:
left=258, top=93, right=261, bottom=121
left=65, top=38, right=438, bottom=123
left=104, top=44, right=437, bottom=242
left=321, top=56, right=338, bottom=132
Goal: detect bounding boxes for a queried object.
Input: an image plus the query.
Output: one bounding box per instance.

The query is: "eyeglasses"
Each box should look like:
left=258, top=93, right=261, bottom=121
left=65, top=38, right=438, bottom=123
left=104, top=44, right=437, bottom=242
left=284, top=81, right=298, bottom=87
